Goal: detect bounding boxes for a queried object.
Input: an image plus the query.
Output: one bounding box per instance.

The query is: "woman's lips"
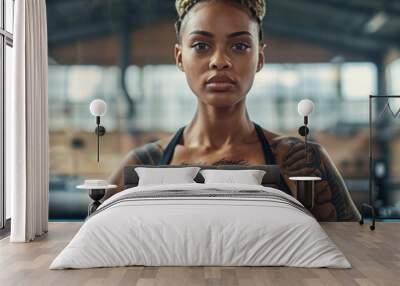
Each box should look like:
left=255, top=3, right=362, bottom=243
left=205, top=75, right=237, bottom=92
left=205, top=82, right=236, bottom=92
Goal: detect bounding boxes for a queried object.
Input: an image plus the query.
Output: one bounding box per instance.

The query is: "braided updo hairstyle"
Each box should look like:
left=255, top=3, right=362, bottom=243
left=175, top=0, right=266, bottom=42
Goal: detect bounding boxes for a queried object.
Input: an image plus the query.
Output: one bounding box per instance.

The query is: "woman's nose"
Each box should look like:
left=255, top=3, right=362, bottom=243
left=209, top=49, right=232, bottom=70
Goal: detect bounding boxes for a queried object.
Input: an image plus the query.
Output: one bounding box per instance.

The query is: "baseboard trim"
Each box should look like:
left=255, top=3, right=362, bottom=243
left=0, top=218, right=11, bottom=239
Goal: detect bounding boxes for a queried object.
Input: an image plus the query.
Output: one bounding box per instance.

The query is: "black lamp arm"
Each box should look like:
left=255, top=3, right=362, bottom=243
left=298, top=116, right=310, bottom=168
left=94, top=116, right=106, bottom=162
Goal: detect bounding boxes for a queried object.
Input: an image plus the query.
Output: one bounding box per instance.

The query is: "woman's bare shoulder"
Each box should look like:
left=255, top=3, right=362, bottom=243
left=261, top=129, right=300, bottom=144
left=106, top=135, right=175, bottom=197
left=153, top=135, right=173, bottom=150
left=126, top=135, right=173, bottom=165
left=261, top=128, right=304, bottom=156
left=261, top=127, right=326, bottom=163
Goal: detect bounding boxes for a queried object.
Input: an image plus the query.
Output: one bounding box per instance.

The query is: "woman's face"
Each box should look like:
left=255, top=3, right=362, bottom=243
left=175, top=1, right=265, bottom=108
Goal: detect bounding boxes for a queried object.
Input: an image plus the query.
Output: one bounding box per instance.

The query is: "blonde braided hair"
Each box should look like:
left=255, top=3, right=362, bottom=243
left=174, top=0, right=266, bottom=41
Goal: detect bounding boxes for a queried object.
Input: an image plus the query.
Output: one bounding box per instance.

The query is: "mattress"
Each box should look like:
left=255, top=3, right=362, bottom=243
left=50, top=183, right=351, bottom=269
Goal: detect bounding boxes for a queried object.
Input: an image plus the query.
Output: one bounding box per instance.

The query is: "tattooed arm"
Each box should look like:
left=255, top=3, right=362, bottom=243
left=102, top=141, right=165, bottom=201
left=271, top=136, right=361, bottom=221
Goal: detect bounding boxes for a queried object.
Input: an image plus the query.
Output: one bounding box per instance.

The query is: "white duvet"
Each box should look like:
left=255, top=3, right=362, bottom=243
left=50, top=183, right=351, bottom=269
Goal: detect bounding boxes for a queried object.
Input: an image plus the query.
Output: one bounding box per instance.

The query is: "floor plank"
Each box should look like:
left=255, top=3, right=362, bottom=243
left=0, top=222, right=398, bottom=286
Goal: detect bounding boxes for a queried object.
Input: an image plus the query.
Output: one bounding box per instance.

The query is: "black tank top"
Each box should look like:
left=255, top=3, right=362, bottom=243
left=160, top=122, right=291, bottom=195
left=161, top=122, right=274, bottom=164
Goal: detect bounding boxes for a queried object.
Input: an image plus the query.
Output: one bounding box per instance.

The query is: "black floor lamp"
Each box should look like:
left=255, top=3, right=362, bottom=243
left=360, top=95, right=400, bottom=230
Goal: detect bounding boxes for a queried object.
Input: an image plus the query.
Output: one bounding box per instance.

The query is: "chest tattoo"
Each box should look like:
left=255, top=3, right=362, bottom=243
left=180, top=158, right=249, bottom=166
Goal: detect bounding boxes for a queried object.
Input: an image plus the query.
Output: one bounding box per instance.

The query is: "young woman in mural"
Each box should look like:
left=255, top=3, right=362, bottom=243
left=107, top=0, right=360, bottom=221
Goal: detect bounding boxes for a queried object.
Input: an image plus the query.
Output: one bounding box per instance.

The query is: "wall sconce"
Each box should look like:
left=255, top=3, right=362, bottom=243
left=298, top=99, right=315, bottom=163
left=89, top=99, right=107, bottom=162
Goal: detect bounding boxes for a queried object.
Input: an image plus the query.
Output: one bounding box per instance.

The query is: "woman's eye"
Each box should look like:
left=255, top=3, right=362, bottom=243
left=192, top=43, right=210, bottom=52
left=232, top=43, right=250, bottom=51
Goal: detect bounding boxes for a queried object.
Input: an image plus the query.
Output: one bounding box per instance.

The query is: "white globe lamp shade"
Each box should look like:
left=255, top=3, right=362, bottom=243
left=298, top=99, right=315, bottom=116
left=90, top=99, right=107, bottom=117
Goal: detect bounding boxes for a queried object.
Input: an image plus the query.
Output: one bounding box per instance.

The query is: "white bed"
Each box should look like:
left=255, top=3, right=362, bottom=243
left=50, top=183, right=351, bottom=269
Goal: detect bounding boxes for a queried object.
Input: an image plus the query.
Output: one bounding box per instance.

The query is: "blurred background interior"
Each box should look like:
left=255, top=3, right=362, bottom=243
left=44, top=0, right=400, bottom=220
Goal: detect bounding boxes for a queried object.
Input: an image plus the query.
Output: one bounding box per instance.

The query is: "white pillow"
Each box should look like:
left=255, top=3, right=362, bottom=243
left=135, top=167, right=201, bottom=186
left=200, top=169, right=266, bottom=185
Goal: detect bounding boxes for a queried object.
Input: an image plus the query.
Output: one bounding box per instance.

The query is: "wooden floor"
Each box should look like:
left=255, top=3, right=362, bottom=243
left=0, top=222, right=399, bottom=286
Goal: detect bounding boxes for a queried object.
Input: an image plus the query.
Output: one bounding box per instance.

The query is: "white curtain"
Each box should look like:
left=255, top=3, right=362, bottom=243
left=7, top=0, right=49, bottom=242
